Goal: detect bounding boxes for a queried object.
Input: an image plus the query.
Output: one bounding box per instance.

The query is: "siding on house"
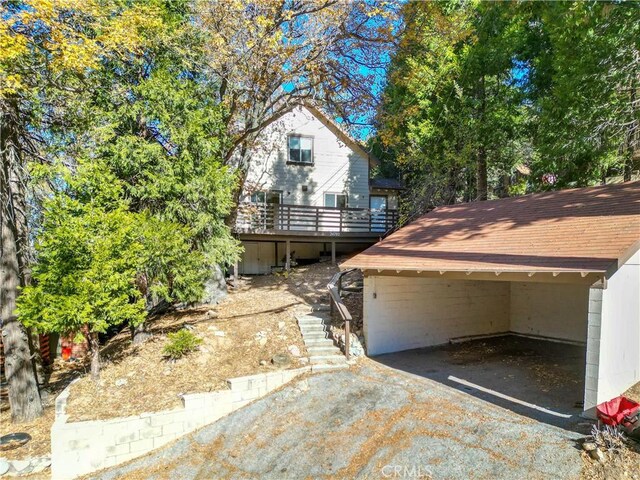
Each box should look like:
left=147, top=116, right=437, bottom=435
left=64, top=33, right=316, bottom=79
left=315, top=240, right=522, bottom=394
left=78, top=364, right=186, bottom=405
left=509, top=282, right=589, bottom=343
left=363, top=276, right=510, bottom=355
left=597, top=249, right=640, bottom=404
left=243, top=106, right=370, bottom=209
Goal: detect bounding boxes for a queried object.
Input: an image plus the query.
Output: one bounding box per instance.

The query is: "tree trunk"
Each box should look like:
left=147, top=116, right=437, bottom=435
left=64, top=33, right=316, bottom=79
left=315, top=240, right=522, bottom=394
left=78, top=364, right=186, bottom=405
left=476, top=75, right=488, bottom=201
left=476, top=146, right=488, bottom=201
left=130, top=322, right=152, bottom=345
left=623, top=83, right=637, bottom=182
left=27, top=329, right=46, bottom=385
left=89, top=332, right=100, bottom=381
left=1, top=99, right=43, bottom=422
left=224, top=142, right=250, bottom=228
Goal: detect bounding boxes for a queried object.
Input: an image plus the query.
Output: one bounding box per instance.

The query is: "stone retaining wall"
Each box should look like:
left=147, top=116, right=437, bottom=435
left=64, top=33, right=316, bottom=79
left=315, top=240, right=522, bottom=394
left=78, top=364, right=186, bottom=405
left=51, top=367, right=310, bottom=479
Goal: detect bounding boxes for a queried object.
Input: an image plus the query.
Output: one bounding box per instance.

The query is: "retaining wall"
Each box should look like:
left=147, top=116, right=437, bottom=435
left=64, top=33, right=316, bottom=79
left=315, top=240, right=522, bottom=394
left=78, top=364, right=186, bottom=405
left=52, top=367, right=310, bottom=479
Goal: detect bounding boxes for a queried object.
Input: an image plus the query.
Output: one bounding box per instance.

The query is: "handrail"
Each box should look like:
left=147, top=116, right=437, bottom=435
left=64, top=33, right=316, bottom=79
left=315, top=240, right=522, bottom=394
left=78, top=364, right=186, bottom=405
left=327, top=268, right=357, bottom=359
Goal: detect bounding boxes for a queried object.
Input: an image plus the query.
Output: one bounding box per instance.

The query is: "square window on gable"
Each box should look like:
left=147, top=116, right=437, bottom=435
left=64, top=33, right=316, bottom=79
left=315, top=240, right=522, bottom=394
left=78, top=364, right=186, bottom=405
left=288, top=135, right=313, bottom=164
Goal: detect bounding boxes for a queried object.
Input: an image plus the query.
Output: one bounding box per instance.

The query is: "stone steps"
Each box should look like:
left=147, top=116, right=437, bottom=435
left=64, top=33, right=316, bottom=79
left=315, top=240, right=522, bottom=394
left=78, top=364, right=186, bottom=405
left=296, top=310, right=349, bottom=372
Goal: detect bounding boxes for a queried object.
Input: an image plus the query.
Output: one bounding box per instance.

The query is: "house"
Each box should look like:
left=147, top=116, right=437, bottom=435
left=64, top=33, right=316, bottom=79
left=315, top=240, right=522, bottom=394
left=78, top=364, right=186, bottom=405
left=234, top=104, right=402, bottom=274
left=342, top=181, right=640, bottom=417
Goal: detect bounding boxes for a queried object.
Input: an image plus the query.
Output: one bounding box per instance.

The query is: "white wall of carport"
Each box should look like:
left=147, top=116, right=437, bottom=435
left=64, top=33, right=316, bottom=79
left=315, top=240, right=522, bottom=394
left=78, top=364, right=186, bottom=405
left=363, top=276, right=510, bottom=355
left=597, top=250, right=640, bottom=404
left=510, top=282, right=589, bottom=342
left=363, top=275, right=592, bottom=356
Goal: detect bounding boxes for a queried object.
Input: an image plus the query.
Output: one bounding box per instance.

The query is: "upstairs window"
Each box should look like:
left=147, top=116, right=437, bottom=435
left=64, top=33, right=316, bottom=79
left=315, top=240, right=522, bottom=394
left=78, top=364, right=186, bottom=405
left=324, top=192, right=347, bottom=209
left=288, top=135, right=313, bottom=164
left=249, top=191, right=266, bottom=204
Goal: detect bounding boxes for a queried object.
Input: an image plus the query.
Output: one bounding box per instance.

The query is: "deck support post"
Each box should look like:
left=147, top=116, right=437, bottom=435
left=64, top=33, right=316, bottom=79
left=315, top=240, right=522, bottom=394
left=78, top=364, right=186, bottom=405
left=285, top=239, right=291, bottom=271
left=233, top=260, right=238, bottom=288
left=331, top=241, right=336, bottom=264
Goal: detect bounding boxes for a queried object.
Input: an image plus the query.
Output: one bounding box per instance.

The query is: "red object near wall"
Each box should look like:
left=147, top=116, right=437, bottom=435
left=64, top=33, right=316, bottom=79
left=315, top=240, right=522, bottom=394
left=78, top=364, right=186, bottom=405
left=61, top=346, right=72, bottom=361
left=596, top=396, right=640, bottom=427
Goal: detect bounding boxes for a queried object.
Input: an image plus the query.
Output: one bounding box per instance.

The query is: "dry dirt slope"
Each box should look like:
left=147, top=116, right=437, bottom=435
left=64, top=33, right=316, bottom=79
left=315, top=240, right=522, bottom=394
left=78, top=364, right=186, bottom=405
left=0, top=260, right=343, bottom=460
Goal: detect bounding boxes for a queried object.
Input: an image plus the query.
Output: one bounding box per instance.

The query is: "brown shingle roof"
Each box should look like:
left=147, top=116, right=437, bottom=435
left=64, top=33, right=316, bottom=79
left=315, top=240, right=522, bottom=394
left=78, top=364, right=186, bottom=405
left=343, top=181, right=640, bottom=274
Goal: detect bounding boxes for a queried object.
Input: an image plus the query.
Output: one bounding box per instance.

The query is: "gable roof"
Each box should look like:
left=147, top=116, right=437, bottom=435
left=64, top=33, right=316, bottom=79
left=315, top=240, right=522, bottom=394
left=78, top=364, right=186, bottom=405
left=299, top=103, right=379, bottom=167
left=342, top=181, right=640, bottom=275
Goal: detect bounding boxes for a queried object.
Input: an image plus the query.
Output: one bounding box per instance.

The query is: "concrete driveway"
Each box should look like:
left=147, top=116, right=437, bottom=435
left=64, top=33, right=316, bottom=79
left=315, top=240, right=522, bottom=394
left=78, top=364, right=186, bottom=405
left=92, top=362, right=585, bottom=480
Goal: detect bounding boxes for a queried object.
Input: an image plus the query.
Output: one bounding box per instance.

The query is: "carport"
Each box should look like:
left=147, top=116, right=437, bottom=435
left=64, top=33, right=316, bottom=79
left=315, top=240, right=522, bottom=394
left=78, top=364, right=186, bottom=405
left=342, top=181, right=640, bottom=418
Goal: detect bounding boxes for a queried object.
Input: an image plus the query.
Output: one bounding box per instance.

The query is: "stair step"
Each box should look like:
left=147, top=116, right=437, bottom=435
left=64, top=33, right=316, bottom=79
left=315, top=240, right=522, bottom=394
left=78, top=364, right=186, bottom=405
left=304, top=338, right=334, bottom=347
left=302, top=332, right=329, bottom=339
left=298, top=319, right=325, bottom=326
left=307, top=345, right=340, bottom=353
left=311, top=363, right=349, bottom=372
left=301, top=332, right=328, bottom=339
left=299, top=325, right=327, bottom=332
left=310, top=355, right=346, bottom=364
left=296, top=314, right=330, bottom=322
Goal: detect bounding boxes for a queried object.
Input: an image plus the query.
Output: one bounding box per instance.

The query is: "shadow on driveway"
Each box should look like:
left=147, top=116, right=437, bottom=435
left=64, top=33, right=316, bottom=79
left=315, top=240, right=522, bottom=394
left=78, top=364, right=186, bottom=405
left=92, top=361, right=586, bottom=480
left=374, top=335, right=590, bottom=432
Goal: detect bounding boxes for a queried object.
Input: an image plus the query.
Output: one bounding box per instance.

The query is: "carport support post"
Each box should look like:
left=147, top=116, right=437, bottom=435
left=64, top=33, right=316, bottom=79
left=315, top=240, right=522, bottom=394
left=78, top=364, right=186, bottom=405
left=331, top=241, right=336, bottom=264
left=285, top=240, right=291, bottom=271
left=583, top=281, right=605, bottom=417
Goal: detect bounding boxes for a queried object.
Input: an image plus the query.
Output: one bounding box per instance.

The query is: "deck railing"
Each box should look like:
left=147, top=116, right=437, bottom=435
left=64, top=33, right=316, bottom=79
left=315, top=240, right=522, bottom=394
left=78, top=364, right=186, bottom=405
left=236, top=202, right=399, bottom=234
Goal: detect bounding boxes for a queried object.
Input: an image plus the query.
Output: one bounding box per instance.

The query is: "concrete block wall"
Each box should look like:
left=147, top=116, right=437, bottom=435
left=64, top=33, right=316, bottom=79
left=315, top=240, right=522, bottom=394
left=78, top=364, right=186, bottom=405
left=584, top=286, right=603, bottom=414
left=509, top=282, right=589, bottom=343
left=363, top=276, right=510, bottom=355
left=51, top=367, right=310, bottom=479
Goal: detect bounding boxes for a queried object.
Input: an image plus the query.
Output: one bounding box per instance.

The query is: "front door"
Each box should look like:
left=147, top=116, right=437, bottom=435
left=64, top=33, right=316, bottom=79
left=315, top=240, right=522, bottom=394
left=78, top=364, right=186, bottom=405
left=370, top=196, right=387, bottom=232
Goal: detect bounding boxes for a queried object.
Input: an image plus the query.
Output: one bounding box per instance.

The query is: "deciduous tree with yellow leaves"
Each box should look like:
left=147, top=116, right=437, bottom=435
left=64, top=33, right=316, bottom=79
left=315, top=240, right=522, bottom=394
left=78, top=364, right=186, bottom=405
left=0, top=0, right=165, bottom=422
left=195, top=0, right=399, bottom=208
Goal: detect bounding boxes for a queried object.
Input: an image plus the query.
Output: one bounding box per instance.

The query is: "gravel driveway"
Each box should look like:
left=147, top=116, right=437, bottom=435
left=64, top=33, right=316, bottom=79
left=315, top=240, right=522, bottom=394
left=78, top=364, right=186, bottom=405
left=92, top=362, right=584, bottom=480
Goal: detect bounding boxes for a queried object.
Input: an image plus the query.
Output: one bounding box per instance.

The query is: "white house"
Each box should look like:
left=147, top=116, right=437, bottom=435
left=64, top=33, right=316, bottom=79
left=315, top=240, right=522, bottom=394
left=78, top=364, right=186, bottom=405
left=342, top=181, right=640, bottom=416
left=235, top=104, right=402, bottom=274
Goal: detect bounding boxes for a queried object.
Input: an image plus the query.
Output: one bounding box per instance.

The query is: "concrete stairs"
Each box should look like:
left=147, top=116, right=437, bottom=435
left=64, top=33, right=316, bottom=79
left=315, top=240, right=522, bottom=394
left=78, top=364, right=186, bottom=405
left=296, top=307, right=348, bottom=371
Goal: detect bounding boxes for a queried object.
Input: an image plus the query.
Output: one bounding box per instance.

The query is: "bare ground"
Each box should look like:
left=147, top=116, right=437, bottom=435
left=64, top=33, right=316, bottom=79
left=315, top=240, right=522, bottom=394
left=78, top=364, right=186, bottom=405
left=580, top=381, right=640, bottom=480
left=1, top=259, right=343, bottom=461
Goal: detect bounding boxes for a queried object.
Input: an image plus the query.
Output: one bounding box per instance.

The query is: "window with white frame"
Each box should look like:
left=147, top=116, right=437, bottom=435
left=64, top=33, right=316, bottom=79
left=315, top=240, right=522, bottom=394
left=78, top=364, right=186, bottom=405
left=288, top=135, right=313, bottom=164
left=249, top=191, right=266, bottom=204
left=324, top=192, right=347, bottom=209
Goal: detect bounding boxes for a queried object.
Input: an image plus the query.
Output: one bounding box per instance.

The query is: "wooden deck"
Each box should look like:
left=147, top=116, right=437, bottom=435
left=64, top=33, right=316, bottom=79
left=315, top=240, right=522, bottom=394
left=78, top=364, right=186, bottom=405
left=235, top=203, right=399, bottom=236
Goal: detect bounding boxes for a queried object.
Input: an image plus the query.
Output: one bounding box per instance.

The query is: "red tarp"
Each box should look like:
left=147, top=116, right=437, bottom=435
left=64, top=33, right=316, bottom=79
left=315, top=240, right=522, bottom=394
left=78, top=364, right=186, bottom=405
left=596, top=396, right=640, bottom=427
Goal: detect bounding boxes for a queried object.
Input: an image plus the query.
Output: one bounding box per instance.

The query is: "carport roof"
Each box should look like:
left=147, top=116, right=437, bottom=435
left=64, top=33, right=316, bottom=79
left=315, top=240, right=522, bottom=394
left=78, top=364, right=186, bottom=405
left=342, top=181, right=640, bottom=275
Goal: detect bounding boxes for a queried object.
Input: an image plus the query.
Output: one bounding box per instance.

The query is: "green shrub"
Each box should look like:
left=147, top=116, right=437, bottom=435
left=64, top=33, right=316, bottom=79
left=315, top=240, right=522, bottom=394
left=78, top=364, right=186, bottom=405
left=162, top=329, right=203, bottom=359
